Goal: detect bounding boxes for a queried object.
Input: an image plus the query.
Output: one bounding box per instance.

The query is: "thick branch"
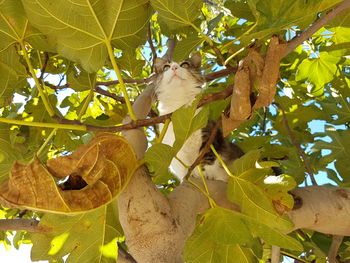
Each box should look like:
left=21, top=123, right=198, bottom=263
left=289, top=186, right=350, bottom=236
left=284, top=0, right=350, bottom=56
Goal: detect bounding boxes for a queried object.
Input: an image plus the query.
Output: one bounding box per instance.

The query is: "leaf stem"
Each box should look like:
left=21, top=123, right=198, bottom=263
left=78, top=76, right=96, bottom=120
left=35, top=128, right=57, bottom=160
left=220, top=23, right=257, bottom=51
left=210, top=144, right=234, bottom=177
left=188, top=177, right=217, bottom=207
left=105, top=41, right=137, bottom=120
left=0, top=117, right=86, bottom=131
left=175, top=156, right=190, bottom=169
left=280, top=251, right=310, bottom=263
left=198, top=165, right=216, bottom=208
left=20, top=42, right=55, bottom=117
left=157, top=119, right=170, bottom=143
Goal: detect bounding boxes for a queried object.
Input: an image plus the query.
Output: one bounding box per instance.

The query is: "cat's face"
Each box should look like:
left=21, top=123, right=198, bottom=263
left=154, top=53, right=204, bottom=86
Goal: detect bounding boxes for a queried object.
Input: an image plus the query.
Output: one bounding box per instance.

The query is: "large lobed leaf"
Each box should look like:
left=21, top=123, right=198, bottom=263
left=31, top=204, right=122, bottom=263
left=21, top=0, right=152, bottom=72
left=0, top=47, right=27, bottom=107
left=145, top=99, right=208, bottom=182
left=236, top=0, right=342, bottom=44
left=150, top=0, right=202, bottom=32
left=184, top=207, right=302, bottom=263
left=227, top=150, right=295, bottom=230
left=0, top=133, right=138, bottom=214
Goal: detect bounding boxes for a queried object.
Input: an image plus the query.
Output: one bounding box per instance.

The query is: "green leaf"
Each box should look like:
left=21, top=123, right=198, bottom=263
left=262, top=175, right=296, bottom=209
left=0, top=47, right=27, bottom=107
left=68, top=70, right=96, bottom=92
left=172, top=35, right=205, bottom=62
left=0, top=124, right=24, bottom=182
left=314, top=126, right=350, bottom=162
left=241, top=214, right=302, bottom=251
left=144, top=143, right=174, bottom=181
left=231, top=150, right=262, bottom=176
left=22, top=0, right=152, bottom=72
left=321, top=95, right=350, bottom=125
left=240, top=0, right=342, bottom=43
left=184, top=232, right=257, bottom=263
left=227, top=176, right=294, bottom=231
left=0, top=0, right=52, bottom=51
left=150, top=0, right=202, bottom=31
left=274, top=104, right=329, bottom=143
left=145, top=100, right=208, bottom=182
left=326, top=11, right=350, bottom=45
left=296, top=53, right=340, bottom=89
left=172, top=101, right=208, bottom=151
left=31, top=204, right=122, bottom=263
left=224, top=1, right=255, bottom=21
left=314, top=126, right=350, bottom=183
left=118, top=50, right=145, bottom=77
left=199, top=207, right=252, bottom=245
left=207, top=13, right=225, bottom=33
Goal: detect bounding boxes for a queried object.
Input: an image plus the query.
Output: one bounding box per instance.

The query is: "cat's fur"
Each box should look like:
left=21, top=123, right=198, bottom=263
left=154, top=53, right=244, bottom=181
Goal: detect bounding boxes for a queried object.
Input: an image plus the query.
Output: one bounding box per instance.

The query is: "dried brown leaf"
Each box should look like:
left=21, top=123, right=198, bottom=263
left=222, top=50, right=261, bottom=136
left=0, top=133, right=138, bottom=214
left=253, top=36, right=286, bottom=109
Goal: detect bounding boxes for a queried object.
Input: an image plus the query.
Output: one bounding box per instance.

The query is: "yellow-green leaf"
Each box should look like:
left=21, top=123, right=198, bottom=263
left=22, top=0, right=152, bottom=72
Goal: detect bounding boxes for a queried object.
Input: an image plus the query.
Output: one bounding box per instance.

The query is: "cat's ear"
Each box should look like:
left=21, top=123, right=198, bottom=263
left=154, top=57, right=167, bottom=73
left=189, top=52, right=202, bottom=68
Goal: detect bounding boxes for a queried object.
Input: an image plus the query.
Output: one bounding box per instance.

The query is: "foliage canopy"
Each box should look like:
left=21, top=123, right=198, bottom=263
left=0, top=0, right=349, bottom=262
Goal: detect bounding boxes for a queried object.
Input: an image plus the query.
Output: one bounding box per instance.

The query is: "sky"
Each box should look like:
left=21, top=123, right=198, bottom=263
left=0, top=238, right=46, bottom=263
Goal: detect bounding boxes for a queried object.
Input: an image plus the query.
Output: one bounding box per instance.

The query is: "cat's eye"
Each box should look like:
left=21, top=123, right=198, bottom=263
left=180, top=62, right=190, bottom=68
left=163, top=64, right=170, bottom=71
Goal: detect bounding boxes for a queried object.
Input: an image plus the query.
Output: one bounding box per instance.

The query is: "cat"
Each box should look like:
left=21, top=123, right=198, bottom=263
left=154, top=53, right=244, bottom=182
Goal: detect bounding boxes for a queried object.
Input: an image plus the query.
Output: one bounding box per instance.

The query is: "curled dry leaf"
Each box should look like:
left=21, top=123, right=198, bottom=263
left=222, top=36, right=286, bottom=135
left=0, top=133, right=138, bottom=214
left=222, top=49, right=263, bottom=136
left=253, top=35, right=286, bottom=109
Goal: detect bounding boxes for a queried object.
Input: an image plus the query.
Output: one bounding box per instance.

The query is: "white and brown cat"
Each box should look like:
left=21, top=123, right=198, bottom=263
left=154, top=53, right=243, bottom=182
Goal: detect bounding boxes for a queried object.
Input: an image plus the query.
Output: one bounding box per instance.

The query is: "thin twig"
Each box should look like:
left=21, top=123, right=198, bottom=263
left=0, top=219, right=42, bottom=232
left=147, top=23, right=157, bottom=72
left=276, top=103, right=318, bottom=185
left=46, top=67, right=237, bottom=91
left=53, top=85, right=233, bottom=133
left=94, top=86, right=126, bottom=103
left=284, top=0, right=350, bottom=56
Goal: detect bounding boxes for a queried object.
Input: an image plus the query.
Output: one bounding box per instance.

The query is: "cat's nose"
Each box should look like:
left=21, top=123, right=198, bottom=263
left=171, top=64, right=178, bottom=71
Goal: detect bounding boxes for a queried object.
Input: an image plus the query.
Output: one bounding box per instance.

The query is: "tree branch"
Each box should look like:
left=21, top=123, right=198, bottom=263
left=52, top=84, right=234, bottom=133
left=283, top=0, right=350, bottom=56
left=94, top=86, right=126, bottom=103
left=147, top=23, right=157, bottom=72
left=328, top=235, right=343, bottom=263
left=0, top=219, right=41, bottom=232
